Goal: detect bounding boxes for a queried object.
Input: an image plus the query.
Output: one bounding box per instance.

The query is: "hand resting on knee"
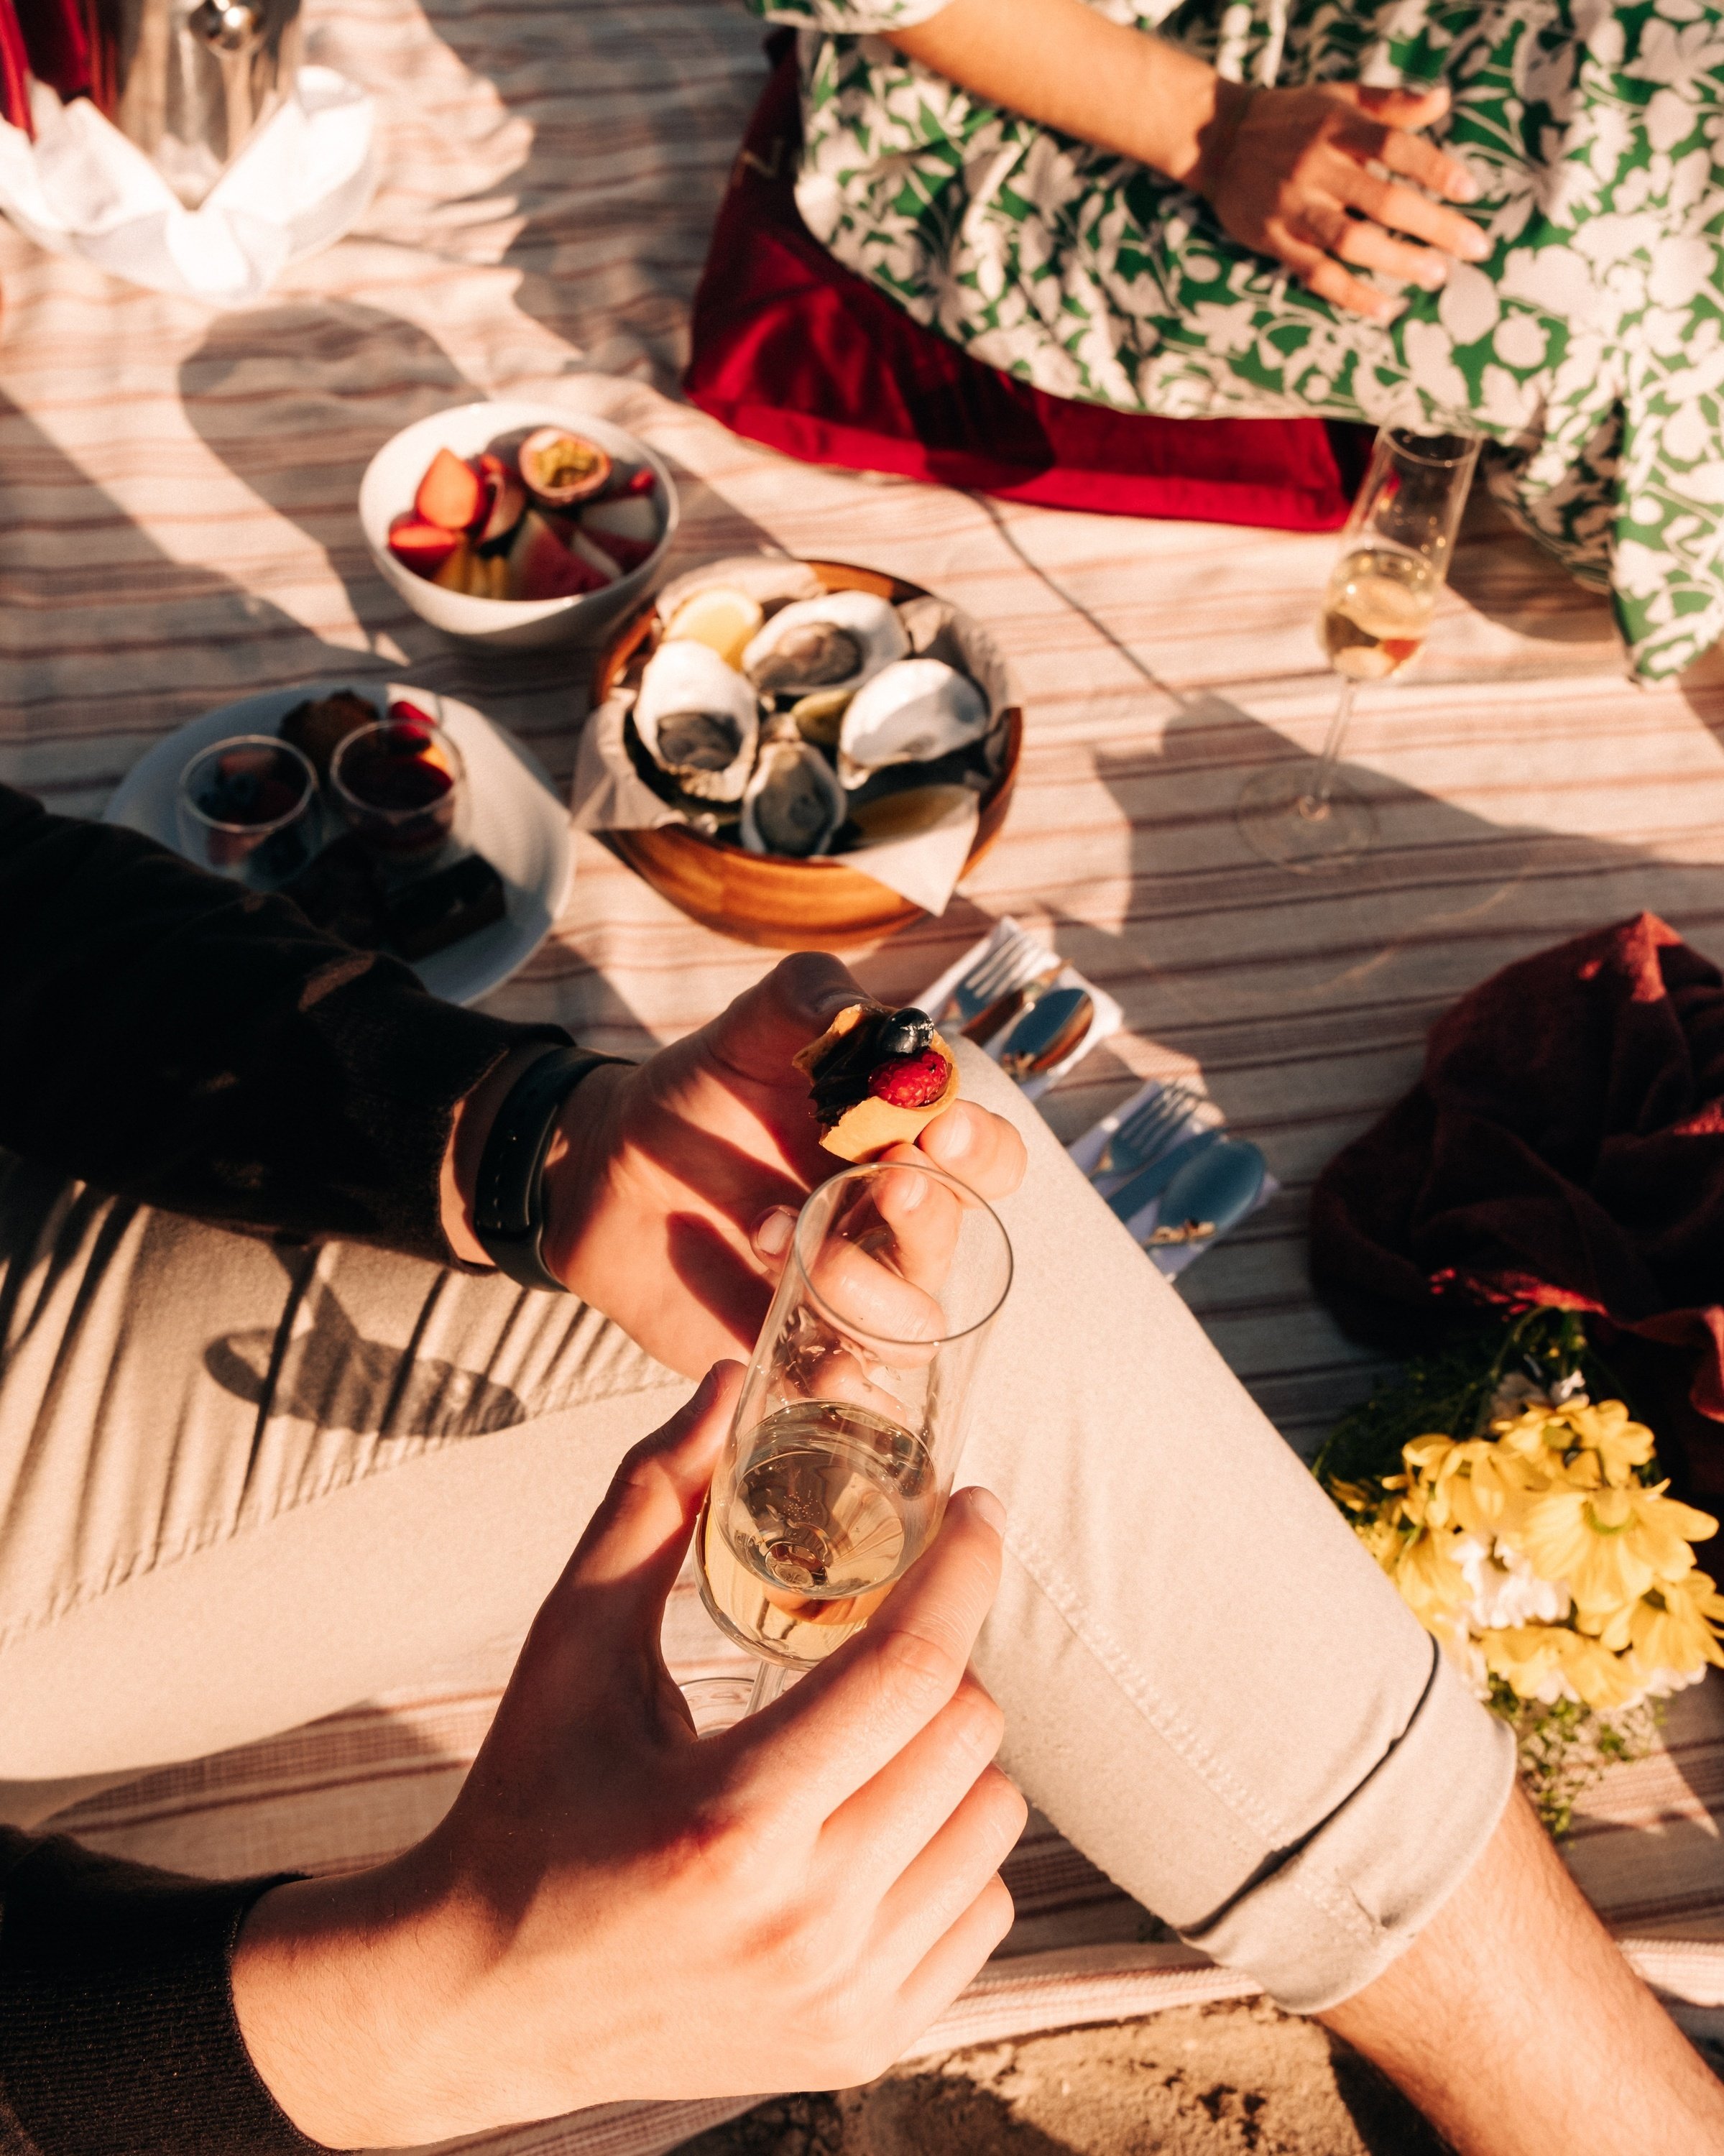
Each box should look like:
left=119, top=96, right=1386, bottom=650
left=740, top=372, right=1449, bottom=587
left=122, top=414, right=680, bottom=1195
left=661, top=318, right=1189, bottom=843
left=231, top=1365, right=1025, bottom=2147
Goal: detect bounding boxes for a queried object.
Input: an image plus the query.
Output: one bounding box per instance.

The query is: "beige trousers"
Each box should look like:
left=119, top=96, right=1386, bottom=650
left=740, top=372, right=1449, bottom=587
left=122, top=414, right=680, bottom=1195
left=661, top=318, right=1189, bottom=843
left=0, top=1046, right=1511, bottom=2012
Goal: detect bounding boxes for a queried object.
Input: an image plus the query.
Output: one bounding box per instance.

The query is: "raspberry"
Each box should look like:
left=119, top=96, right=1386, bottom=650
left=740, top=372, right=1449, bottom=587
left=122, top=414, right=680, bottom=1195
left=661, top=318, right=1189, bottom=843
left=868, top=1047, right=949, bottom=1110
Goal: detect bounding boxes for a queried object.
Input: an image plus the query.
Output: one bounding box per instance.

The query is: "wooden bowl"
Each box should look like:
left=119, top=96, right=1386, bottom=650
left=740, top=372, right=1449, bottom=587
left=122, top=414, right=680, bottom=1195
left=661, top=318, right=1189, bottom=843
left=593, top=560, right=1021, bottom=949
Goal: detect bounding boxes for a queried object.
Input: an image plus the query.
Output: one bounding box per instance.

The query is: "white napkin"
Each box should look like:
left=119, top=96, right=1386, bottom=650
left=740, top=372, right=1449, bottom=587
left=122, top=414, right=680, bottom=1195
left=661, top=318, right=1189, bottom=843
left=0, top=65, right=374, bottom=303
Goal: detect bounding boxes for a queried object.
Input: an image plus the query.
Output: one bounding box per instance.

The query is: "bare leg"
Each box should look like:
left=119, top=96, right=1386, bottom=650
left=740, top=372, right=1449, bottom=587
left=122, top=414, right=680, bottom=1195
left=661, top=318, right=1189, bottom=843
left=1322, top=1789, right=1724, bottom=2155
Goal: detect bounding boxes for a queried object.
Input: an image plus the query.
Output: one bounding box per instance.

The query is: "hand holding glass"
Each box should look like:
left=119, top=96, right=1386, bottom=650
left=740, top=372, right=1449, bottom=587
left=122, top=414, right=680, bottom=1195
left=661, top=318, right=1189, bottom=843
left=697, top=1158, right=1012, bottom=1703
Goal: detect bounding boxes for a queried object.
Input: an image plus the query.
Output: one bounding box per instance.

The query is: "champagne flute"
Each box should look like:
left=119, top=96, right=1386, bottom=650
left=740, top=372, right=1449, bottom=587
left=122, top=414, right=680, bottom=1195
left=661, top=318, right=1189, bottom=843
left=691, top=1158, right=1013, bottom=1722
left=1236, top=428, right=1480, bottom=874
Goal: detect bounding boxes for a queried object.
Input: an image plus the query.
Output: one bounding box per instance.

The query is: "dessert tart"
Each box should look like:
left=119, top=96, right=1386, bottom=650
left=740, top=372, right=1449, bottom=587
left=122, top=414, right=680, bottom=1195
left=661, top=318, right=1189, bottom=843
left=795, top=1002, right=959, bottom=1162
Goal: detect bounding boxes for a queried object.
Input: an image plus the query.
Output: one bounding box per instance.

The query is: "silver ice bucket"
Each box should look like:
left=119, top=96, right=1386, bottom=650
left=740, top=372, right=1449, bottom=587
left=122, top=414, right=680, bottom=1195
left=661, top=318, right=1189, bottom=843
left=87, top=0, right=304, bottom=206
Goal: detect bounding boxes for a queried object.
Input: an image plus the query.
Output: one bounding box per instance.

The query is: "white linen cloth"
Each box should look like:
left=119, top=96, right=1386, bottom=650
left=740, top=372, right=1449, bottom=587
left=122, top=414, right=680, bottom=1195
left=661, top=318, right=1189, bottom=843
left=0, top=65, right=374, bottom=302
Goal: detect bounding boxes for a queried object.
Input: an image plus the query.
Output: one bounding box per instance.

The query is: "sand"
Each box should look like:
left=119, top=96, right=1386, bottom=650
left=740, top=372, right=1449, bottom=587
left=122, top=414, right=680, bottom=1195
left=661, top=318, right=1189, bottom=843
left=671, top=1999, right=1452, bottom=2155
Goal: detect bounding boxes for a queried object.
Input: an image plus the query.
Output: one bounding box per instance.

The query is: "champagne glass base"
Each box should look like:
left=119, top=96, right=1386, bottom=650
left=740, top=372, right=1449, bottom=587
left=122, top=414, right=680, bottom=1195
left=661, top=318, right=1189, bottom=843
left=679, top=1660, right=792, bottom=1735
left=1236, top=762, right=1379, bottom=874
left=679, top=1674, right=757, bottom=1735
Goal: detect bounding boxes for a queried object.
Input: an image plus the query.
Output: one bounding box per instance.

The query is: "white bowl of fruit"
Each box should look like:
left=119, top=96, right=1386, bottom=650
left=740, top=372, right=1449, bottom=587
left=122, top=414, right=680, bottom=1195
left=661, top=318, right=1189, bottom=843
left=360, top=402, right=678, bottom=649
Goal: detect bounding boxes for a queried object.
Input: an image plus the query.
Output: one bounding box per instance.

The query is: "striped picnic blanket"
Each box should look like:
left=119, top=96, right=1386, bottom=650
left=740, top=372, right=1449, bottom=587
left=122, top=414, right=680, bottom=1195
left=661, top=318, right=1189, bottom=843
left=5, top=0, right=1724, bottom=2146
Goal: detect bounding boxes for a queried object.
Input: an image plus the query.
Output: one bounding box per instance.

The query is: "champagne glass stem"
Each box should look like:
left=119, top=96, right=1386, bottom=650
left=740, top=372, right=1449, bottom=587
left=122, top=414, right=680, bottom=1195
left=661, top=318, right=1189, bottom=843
left=1303, top=678, right=1357, bottom=816
left=746, top=1657, right=789, bottom=1715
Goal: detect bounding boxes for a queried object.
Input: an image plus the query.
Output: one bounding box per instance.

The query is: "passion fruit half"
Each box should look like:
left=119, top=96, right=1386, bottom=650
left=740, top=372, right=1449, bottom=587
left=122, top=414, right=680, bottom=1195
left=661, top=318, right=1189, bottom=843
left=518, top=428, right=612, bottom=508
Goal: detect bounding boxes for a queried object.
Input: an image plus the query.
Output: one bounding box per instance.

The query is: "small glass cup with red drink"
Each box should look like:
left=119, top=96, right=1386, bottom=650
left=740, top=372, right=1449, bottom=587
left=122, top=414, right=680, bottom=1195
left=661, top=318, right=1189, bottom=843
left=331, top=701, right=466, bottom=864
left=176, top=735, right=323, bottom=889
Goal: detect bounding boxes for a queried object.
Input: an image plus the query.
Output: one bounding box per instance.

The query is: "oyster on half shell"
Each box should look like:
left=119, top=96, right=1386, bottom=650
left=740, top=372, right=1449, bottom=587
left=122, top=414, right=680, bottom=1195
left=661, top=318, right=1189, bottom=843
left=838, top=657, right=989, bottom=784
left=634, top=639, right=759, bottom=803
left=742, top=590, right=910, bottom=699
left=740, top=738, right=847, bottom=858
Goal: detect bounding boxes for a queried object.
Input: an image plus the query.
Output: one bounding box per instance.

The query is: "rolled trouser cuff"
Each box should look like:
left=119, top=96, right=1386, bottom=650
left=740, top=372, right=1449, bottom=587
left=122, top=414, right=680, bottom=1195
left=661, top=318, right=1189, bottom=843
left=1182, top=1639, right=1516, bottom=2012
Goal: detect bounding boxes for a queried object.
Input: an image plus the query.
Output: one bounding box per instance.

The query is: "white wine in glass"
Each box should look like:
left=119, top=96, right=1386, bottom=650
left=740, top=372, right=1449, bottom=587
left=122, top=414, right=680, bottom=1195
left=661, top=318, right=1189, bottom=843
left=699, top=1399, right=940, bottom=1666
left=693, top=1158, right=1013, bottom=1702
left=1238, top=428, right=1479, bottom=873
left=1320, top=547, right=1437, bottom=680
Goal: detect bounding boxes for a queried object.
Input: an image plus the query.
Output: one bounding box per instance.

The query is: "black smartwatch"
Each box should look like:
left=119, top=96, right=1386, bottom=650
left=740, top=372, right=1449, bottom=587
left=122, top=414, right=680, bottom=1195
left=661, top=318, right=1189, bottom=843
left=473, top=1045, right=632, bottom=1291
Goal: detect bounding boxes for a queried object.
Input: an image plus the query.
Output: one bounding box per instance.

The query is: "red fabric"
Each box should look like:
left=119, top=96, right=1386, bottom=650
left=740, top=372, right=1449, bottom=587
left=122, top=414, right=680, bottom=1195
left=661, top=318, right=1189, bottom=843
left=0, top=0, right=32, bottom=134
left=685, top=53, right=1365, bottom=530
left=17, top=0, right=100, bottom=106
left=1311, top=915, right=1724, bottom=1496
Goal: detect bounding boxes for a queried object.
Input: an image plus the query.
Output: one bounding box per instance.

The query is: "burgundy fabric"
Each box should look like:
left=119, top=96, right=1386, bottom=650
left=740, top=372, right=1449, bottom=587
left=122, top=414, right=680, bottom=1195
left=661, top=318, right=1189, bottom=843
left=17, top=0, right=100, bottom=106
left=685, top=52, right=1365, bottom=531
left=0, top=0, right=32, bottom=134
left=1310, top=914, right=1724, bottom=1496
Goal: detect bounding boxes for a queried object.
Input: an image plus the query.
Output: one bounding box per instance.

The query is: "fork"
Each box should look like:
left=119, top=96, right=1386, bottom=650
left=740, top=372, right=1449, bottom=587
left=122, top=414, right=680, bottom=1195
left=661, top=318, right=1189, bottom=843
left=936, top=929, right=1048, bottom=1028
left=1094, top=1080, right=1202, bottom=1180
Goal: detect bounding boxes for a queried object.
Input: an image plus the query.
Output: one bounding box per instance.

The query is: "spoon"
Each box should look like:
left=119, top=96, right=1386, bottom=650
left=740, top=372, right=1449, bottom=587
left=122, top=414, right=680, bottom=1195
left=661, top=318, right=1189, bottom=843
left=1105, top=1127, right=1221, bottom=1222
left=1142, top=1138, right=1266, bottom=1251
left=999, top=985, right=1093, bottom=1079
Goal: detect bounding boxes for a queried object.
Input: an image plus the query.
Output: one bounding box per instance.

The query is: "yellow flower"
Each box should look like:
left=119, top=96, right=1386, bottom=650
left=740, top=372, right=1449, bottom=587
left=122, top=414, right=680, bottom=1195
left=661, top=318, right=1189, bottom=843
left=1399, top=1433, right=1533, bottom=1538
left=1393, top=1527, right=1470, bottom=1627
left=1353, top=1516, right=1403, bottom=1570
left=1562, top=1399, right=1656, bottom=1487
left=1516, top=1481, right=1718, bottom=1614
left=1483, top=1623, right=1572, bottom=1704
left=1485, top=1623, right=1643, bottom=1711
left=1554, top=1628, right=1646, bottom=1711
left=1488, top=1398, right=1656, bottom=1491
left=1629, top=1571, right=1724, bottom=1681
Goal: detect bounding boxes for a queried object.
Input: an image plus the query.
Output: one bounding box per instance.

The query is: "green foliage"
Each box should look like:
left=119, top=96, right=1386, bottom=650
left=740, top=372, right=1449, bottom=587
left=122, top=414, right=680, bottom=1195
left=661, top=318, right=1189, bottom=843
left=1492, top=1681, right=1662, bottom=1838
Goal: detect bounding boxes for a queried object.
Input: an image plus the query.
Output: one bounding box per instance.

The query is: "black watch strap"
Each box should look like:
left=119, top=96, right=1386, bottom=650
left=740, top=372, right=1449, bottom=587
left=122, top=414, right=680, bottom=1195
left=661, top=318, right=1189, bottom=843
left=474, top=1046, right=631, bottom=1291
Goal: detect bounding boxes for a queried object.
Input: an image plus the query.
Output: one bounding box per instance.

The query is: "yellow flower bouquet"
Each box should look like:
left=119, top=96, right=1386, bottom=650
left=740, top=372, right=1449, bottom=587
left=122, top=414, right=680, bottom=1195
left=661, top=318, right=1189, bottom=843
left=1317, top=1313, right=1724, bottom=1831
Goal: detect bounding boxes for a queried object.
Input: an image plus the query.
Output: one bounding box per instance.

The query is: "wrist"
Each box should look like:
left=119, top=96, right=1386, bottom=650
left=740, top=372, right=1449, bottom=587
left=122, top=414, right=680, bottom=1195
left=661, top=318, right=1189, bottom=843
left=233, top=1862, right=450, bottom=2149
left=536, top=1058, right=632, bottom=1294
left=443, top=1043, right=561, bottom=1266
left=234, top=1850, right=567, bottom=2150
left=1184, top=72, right=1256, bottom=199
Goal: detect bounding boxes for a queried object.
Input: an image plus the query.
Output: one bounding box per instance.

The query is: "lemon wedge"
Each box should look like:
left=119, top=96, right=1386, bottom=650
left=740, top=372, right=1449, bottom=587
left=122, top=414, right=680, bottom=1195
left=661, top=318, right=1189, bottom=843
left=663, top=586, right=764, bottom=672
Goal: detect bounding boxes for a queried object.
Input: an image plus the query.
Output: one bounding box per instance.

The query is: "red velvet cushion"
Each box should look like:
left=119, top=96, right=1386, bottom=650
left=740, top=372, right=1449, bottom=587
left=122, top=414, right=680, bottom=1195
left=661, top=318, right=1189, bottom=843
left=686, top=53, right=1364, bottom=530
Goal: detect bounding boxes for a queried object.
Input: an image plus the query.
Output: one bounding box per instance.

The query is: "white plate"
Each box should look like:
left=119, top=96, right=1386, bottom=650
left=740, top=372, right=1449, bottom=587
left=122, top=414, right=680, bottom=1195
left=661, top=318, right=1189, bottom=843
left=105, top=685, right=572, bottom=1008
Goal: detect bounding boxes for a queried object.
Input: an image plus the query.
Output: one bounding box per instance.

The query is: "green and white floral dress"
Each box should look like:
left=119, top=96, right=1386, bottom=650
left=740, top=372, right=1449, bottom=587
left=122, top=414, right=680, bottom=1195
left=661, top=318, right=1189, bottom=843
left=747, top=0, right=1724, bottom=678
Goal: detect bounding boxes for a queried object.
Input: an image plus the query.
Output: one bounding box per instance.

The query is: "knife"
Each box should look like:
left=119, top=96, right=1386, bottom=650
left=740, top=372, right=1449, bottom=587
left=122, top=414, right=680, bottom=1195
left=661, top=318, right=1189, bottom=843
left=1105, top=1127, right=1224, bottom=1222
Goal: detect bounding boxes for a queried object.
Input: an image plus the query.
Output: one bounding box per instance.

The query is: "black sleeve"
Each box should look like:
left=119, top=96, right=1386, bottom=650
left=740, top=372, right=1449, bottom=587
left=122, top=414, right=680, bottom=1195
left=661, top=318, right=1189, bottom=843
left=0, top=1829, right=321, bottom=2156
left=0, top=784, right=568, bottom=1264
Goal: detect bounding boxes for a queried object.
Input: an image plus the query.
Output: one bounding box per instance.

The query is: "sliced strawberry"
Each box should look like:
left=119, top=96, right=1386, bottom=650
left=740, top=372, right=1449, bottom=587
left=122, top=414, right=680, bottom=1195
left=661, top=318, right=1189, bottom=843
left=387, top=699, right=438, bottom=732
left=387, top=514, right=462, bottom=576
left=868, top=1049, right=951, bottom=1110
left=415, top=446, right=484, bottom=533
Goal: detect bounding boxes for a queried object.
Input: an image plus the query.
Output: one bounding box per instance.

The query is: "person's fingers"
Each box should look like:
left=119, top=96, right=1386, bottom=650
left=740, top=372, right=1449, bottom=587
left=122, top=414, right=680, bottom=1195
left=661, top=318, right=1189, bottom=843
left=867, top=1147, right=966, bottom=1301
left=817, top=1670, right=1006, bottom=1886
left=802, top=1225, right=949, bottom=1351
left=1345, top=80, right=1450, bottom=127
left=869, top=1765, right=1027, bottom=1982
left=749, top=1202, right=800, bottom=1281
left=533, top=1361, right=741, bottom=1666
left=1276, top=231, right=1399, bottom=322
left=1309, top=203, right=1450, bottom=291
left=699, top=953, right=862, bottom=1095
left=892, top=1873, right=1017, bottom=2033
left=916, top=1100, right=1027, bottom=1203
left=1340, top=165, right=1489, bottom=257
left=719, top=1485, right=1005, bottom=1820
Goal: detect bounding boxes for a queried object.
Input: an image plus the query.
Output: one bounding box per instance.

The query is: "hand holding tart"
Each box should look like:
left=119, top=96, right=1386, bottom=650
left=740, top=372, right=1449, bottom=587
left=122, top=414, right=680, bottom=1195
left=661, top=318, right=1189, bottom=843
left=794, top=1003, right=959, bottom=1162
